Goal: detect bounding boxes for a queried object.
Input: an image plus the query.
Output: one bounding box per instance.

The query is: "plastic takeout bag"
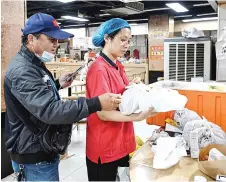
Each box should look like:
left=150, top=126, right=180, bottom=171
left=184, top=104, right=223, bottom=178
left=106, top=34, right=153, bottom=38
left=183, top=117, right=226, bottom=152
left=174, top=108, right=201, bottom=130
left=119, top=84, right=187, bottom=115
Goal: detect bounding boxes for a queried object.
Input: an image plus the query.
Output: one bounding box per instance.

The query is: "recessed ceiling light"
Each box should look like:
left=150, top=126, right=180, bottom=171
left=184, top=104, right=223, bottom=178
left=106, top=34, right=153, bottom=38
left=88, top=22, right=103, bottom=25
left=197, top=13, right=218, bottom=17
left=193, top=3, right=210, bottom=7
left=99, top=13, right=111, bottom=17
left=143, top=7, right=170, bottom=12
left=166, top=3, right=188, bottom=13
left=61, top=16, right=89, bottom=22
left=182, top=17, right=218, bottom=22
left=129, top=23, right=138, bottom=26
left=126, top=19, right=148, bottom=22
left=56, top=0, right=75, bottom=3
left=119, top=0, right=141, bottom=2
left=174, top=15, right=192, bottom=18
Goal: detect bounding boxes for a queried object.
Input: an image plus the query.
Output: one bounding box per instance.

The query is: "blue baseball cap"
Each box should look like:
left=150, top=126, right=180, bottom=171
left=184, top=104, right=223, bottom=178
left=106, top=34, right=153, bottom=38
left=23, top=13, right=74, bottom=40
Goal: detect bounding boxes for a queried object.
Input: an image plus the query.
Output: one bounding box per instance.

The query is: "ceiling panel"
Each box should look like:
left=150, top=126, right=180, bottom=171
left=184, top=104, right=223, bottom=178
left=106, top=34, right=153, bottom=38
left=26, top=0, right=217, bottom=28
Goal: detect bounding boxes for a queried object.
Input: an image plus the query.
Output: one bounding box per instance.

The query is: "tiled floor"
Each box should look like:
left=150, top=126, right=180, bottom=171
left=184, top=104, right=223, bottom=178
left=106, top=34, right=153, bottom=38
left=2, top=121, right=158, bottom=181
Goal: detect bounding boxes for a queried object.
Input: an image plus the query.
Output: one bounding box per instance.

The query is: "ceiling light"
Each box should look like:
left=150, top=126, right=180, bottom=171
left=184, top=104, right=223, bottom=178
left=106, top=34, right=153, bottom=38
left=174, top=15, right=192, bottom=18
left=99, top=13, right=111, bottom=17
left=100, top=7, right=169, bottom=13
left=61, top=16, right=89, bottom=22
left=88, top=22, right=103, bottom=25
left=56, top=0, right=75, bottom=3
left=119, top=0, right=141, bottom=2
left=129, top=23, right=138, bottom=26
left=193, top=3, right=210, bottom=7
left=143, top=7, right=170, bottom=12
left=126, top=19, right=148, bottom=22
left=197, top=13, right=217, bottom=17
left=166, top=3, right=188, bottom=13
left=182, top=17, right=218, bottom=22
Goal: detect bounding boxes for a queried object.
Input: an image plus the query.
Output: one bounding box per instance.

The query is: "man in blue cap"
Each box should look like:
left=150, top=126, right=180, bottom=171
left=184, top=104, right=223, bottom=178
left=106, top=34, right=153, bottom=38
left=4, top=13, right=121, bottom=181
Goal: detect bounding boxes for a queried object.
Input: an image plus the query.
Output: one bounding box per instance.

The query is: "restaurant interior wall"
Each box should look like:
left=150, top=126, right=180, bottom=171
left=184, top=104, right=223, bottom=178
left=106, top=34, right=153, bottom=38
left=218, top=4, right=226, bottom=39
left=174, top=20, right=218, bottom=32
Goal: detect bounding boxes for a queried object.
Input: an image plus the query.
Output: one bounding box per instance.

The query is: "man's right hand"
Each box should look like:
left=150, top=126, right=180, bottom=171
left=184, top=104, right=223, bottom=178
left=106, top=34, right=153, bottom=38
left=98, top=93, right=122, bottom=111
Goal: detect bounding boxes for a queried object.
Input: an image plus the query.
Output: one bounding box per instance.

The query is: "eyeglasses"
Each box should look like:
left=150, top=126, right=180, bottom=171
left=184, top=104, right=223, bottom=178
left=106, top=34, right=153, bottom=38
left=121, top=39, right=133, bottom=46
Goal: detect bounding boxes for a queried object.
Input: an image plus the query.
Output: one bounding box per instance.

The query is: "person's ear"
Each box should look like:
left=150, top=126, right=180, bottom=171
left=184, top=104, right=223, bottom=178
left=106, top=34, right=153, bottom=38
left=27, top=34, right=35, bottom=45
left=104, top=34, right=111, bottom=44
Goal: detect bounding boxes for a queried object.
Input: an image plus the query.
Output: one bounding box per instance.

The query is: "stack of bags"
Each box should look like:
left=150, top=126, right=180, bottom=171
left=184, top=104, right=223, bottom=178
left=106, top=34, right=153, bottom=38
left=165, top=108, right=226, bottom=159
left=146, top=108, right=226, bottom=170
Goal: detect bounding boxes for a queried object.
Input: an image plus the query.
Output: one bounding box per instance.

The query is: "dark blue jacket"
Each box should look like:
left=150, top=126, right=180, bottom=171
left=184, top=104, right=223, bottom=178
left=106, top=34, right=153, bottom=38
left=4, top=45, right=101, bottom=164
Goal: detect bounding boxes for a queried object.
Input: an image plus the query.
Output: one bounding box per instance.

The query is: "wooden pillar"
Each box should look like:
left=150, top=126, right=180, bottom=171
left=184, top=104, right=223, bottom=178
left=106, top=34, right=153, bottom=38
left=1, top=0, right=26, bottom=112
left=148, top=14, right=174, bottom=83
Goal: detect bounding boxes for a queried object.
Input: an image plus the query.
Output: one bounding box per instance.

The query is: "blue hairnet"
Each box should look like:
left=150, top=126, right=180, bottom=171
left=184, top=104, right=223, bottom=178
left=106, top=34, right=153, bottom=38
left=92, top=18, right=131, bottom=47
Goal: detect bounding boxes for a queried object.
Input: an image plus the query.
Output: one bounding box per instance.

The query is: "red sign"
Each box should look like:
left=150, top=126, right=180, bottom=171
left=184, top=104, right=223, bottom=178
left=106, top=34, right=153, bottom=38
left=149, top=46, right=164, bottom=61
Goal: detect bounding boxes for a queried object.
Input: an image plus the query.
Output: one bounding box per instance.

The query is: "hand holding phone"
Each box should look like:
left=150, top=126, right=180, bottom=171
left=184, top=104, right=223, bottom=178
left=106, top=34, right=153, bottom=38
left=66, top=65, right=85, bottom=82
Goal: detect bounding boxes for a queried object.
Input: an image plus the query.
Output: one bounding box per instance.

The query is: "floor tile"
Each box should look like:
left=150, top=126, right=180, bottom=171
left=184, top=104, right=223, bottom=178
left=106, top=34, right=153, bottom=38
left=63, top=165, right=88, bottom=181
left=59, top=155, right=85, bottom=180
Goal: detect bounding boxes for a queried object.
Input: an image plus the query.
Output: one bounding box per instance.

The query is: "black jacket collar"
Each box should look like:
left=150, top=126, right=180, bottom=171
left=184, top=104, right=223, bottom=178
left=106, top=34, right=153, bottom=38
left=19, top=45, right=55, bottom=81
left=19, top=45, right=44, bottom=67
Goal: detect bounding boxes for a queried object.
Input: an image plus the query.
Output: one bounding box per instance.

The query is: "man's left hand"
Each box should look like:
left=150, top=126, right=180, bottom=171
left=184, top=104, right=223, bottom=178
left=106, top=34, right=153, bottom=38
left=59, top=73, right=74, bottom=88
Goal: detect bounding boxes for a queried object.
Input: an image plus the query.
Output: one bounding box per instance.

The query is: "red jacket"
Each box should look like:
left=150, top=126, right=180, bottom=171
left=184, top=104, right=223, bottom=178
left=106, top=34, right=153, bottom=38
left=86, top=55, right=136, bottom=164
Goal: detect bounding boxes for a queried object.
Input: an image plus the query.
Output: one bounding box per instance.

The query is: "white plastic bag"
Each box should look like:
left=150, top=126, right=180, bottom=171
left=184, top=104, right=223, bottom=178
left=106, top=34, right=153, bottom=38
left=182, top=27, right=205, bottom=38
left=174, top=108, right=201, bottom=130
left=190, top=127, right=212, bottom=158
left=120, top=85, right=187, bottom=115
left=119, top=88, right=141, bottom=115
left=183, top=117, right=226, bottom=151
left=139, top=88, right=187, bottom=112
left=152, top=136, right=186, bottom=169
left=116, top=167, right=130, bottom=181
left=208, top=148, right=226, bottom=161
left=119, top=84, right=149, bottom=115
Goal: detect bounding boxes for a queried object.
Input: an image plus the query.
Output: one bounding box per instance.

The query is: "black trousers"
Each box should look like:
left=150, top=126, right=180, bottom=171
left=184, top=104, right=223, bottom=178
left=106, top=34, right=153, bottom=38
left=86, top=155, right=129, bottom=181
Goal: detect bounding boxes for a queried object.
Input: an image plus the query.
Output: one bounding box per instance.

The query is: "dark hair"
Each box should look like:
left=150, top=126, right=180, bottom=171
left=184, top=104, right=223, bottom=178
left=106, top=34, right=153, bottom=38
left=101, top=29, right=121, bottom=48
left=21, top=33, right=41, bottom=45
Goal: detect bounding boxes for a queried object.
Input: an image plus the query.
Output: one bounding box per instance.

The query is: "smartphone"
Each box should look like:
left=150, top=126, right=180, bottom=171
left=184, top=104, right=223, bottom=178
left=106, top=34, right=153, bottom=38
left=66, top=65, right=85, bottom=82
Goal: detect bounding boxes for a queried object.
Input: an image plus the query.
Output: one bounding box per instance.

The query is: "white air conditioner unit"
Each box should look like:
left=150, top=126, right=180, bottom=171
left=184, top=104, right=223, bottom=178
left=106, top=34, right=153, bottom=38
left=164, top=37, right=212, bottom=81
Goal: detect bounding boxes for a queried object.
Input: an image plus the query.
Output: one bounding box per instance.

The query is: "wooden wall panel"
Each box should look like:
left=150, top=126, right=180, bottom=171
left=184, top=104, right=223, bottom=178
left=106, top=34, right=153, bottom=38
left=1, top=0, right=25, bottom=112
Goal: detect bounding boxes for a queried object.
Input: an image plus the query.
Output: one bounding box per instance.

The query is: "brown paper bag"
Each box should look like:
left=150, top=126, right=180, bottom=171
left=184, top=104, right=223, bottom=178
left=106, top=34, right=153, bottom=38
left=198, top=144, right=226, bottom=179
